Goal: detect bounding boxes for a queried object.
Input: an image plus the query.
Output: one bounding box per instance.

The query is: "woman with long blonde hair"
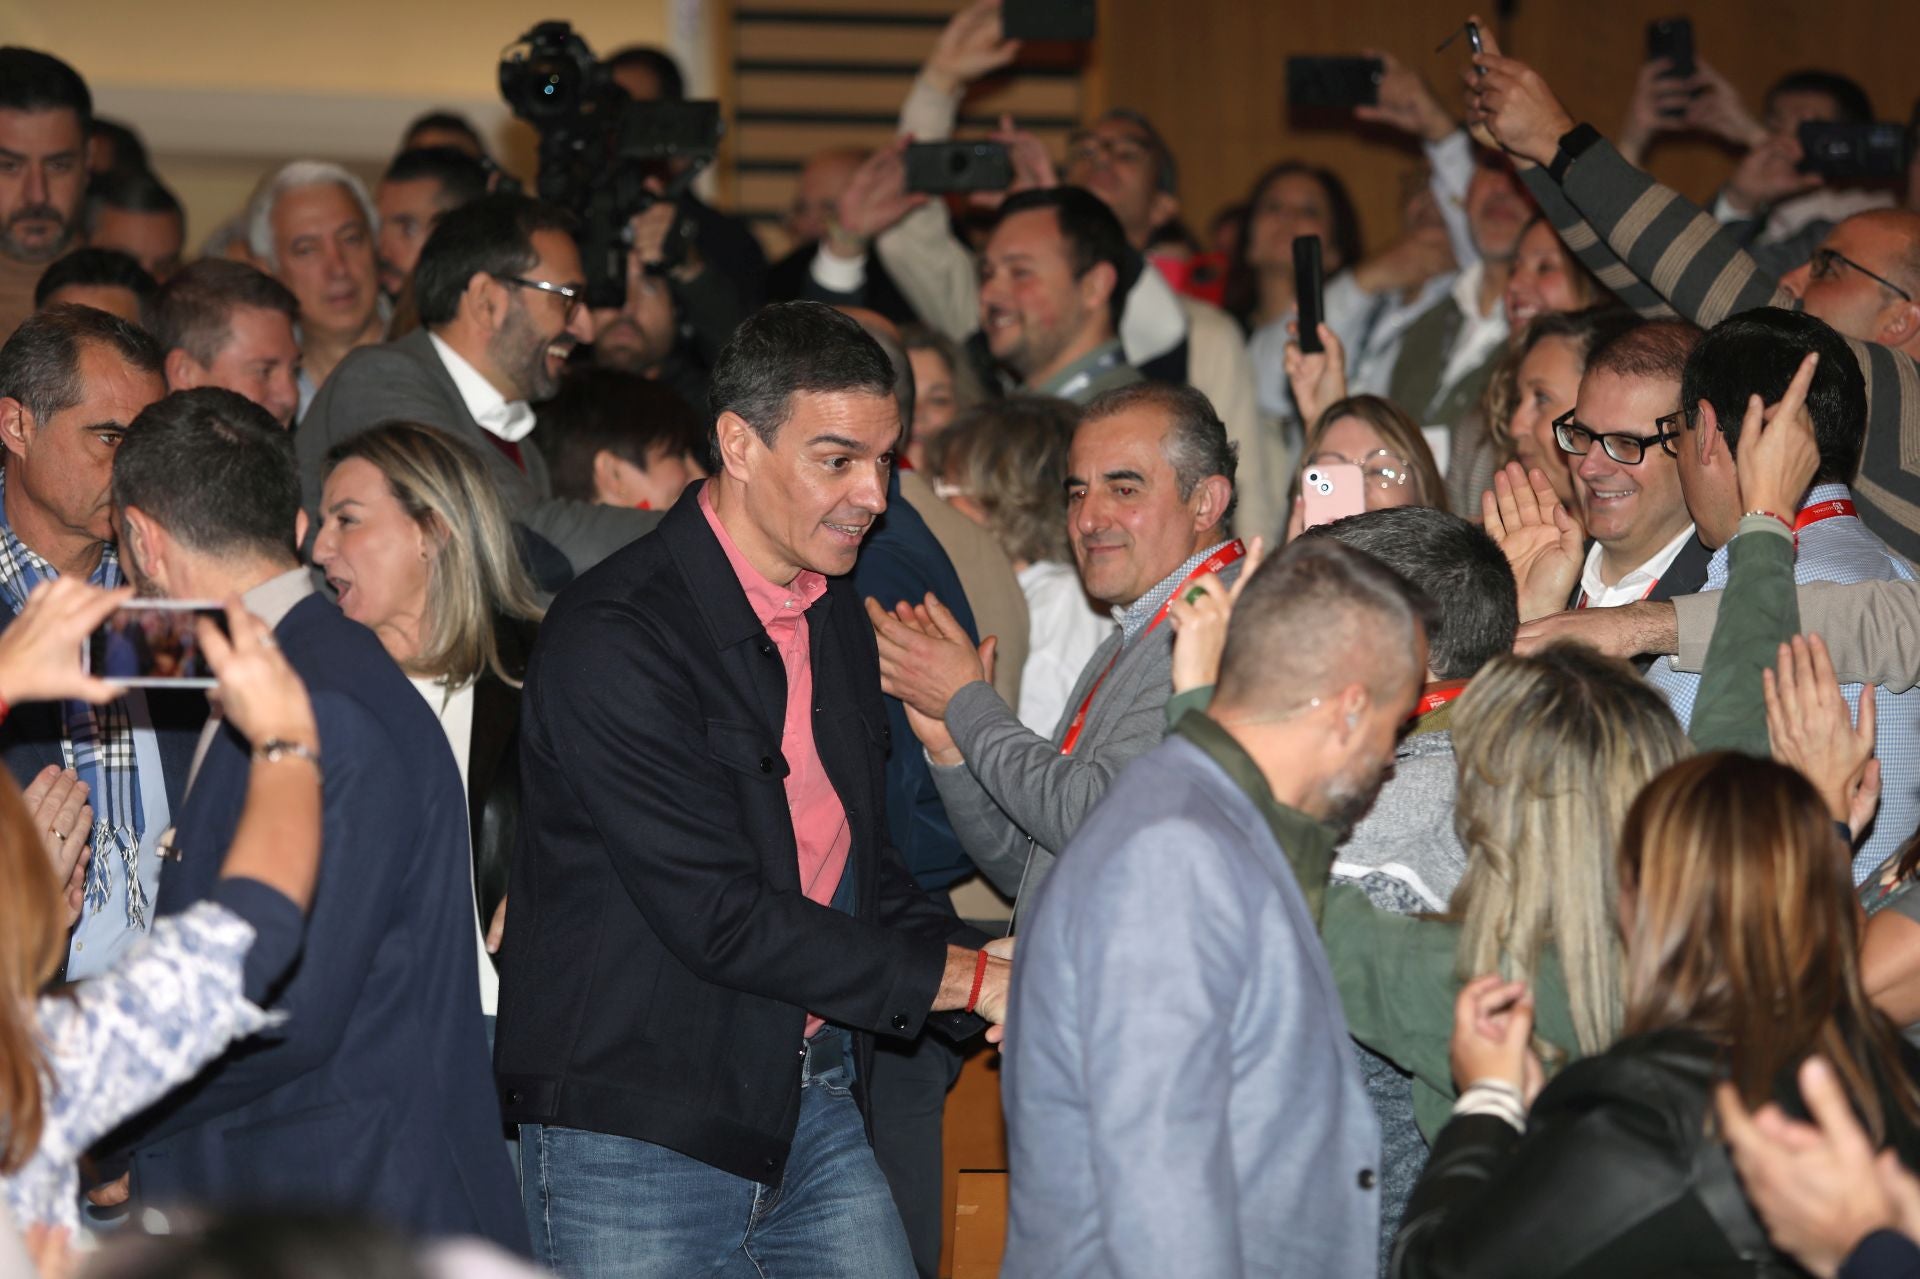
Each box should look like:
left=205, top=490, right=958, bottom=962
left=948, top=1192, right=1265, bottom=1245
left=1393, top=753, right=1920, bottom=1276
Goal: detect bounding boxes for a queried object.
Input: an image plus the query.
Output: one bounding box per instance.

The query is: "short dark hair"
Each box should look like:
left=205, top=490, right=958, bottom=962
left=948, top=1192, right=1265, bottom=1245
left=706, top=301, right=896, bottom=471
left=539, top=368, right=706, bottom=502
left=1767, top=70, right=1874, bottom=126
left=152, top=259, right=299, bottom=365
left=1215, top=537, right=1434, bottom=714
left=382, top=147, right=490, bottom=211
left=412, top=194, right=578, bottom=328
left=993, top=186, right=1138, bottom=333
left=1680, top=306, right=1867, bottom=485
left=89, top=118, right=148, bottom=176
left=1301, top=507, right=1517, bottom=680
left=85, top=166, right=183, bottom=231
left=112, top=388, right=301, bottom=562
left=32, top=248, right=157, bottom=317
left=1082, top=380, right=1239, bottom=525
left=0, top=304, right=161, bottom=425
left=1517, top=305, right=1643, bottom=368
left=403, top=110, right=486, bottom=155
left=0, top=48, right=91, bottom=128
left=607, top=46, right=687, bottom=101
left=1585, top=317, right=1702, bottom=387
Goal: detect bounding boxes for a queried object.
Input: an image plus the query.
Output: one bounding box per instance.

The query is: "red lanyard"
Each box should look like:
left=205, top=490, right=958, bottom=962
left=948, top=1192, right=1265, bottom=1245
left=1794, top=497, right=1856, bottom=531
left=1411, top=679, right=1470, bottom=720
left=1058, top=540, right=1248, bottom=756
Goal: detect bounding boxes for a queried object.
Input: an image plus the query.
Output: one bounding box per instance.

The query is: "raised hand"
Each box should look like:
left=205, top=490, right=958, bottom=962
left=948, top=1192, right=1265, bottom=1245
left=199, top=600, right=316, bottom=750
left=1618, top=59, right=1696, bottom=163
left=0, top=577, right=133, bottom=708
left=1463, top=18, right=1576, bottom=167
left=834, top=137, right=930, bottom=248
left=925, top=0, right=1022, bottom=95
left=1683, top=61, right=1767, bottom=149
left=1282, top=323, right=1349, bottom=428
left=1482, top=461, right=1584, bottom=622
left=1725, top=133, right=1823, bottom=217
left=1168, top=536, right=1265, bottom=693
left=1736, top=351, right=1823, bottom=518
left=1355, top=51, right=1457, bottom=143
left=1765, top=634, right=1878, bottom=834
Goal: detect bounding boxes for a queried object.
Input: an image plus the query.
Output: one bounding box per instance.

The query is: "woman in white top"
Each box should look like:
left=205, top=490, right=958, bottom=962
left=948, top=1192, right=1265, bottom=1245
left=928, top=396, right=1116, bottom=736
left=310, top=423, right=544, bottom=1021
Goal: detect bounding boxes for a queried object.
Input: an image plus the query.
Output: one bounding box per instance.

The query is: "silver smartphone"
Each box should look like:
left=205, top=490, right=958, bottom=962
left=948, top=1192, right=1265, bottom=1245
left=86, top=600, right=226, bottom=688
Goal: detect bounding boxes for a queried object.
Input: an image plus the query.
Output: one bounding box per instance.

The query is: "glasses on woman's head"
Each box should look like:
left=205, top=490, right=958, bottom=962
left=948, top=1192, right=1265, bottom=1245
left=1551, top=409, right=1678, bottom=465
left=1308, top=448, right=1413, bottom=490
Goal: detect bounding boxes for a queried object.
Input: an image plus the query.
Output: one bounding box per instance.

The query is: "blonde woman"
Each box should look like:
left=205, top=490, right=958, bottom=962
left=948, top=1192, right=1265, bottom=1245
left=311, top=422, right=545, bottom=1018
left=1281, top=394, right=1449, bottom=540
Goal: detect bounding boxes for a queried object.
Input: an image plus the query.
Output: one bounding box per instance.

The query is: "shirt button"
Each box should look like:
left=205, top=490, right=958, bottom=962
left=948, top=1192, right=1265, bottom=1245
left=759, top=757, right=774, bottom=773
left=1358, top=1169, right=1376, bottom=1190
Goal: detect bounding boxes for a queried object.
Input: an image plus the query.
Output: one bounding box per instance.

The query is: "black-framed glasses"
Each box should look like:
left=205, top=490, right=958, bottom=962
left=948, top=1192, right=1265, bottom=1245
left=1552, top=409, right=1678, bottom=464
left=1808, top=247, right=1914, bottom=302
left=1307, top=448, right=1413, bottom=490
left=492, top=273, right=585, bottom=319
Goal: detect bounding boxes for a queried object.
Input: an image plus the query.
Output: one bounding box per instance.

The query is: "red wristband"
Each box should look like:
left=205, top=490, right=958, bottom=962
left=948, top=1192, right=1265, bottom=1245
left=964, top=948, right=990, bottom=1014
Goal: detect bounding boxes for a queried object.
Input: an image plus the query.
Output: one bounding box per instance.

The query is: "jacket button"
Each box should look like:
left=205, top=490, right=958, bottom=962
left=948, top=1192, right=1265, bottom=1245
left=504, top=1089, right=520, bottom=1106
left=1358, top=1168, right=1376, bottom=1190
left=892, top=1013, right=909, bottom=1031
left=759, top=756, right=773, bottom=773
left=764, top=1156, right=778, bottom=1172
left=758, top=641, right=774, bottom=657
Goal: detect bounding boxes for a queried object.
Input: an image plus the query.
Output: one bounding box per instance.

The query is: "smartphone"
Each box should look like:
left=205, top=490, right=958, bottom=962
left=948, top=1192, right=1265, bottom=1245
left=905, top=141, right=1014, bottom=194
left=1286, top=57, right=1383, bottom=111
left=1646, top=17, right=1695, bottom=80
left=1001, top=0, right=1095, bottom=42
left=1293, top=235, right=1325, bottom=355
left=1300, top=464, right=1366, bottom=530
left=1466, top=21, right=1483, bottom=56
left=1799, top=122, right=1908, bottom=180
left=86, top=601, right=227, bottom=688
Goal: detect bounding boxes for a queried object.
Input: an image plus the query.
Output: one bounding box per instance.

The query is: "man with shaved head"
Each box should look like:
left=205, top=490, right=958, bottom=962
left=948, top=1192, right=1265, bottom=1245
left=770, top=147, right=918, bottom=325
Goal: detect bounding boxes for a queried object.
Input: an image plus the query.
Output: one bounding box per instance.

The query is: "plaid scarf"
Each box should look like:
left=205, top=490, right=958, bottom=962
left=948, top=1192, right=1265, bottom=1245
left=0, top=471, right=146, bottom=929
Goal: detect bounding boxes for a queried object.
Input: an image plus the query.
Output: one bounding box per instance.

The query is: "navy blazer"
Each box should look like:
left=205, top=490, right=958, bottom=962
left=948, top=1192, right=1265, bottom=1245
left=112, top=591, right=526, bottom=1250
left=495, top=482, right=980, bottom=1184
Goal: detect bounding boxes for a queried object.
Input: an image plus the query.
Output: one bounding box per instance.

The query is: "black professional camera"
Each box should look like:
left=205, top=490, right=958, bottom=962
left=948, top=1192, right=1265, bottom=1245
left=499, top=22, right=723, bottom=309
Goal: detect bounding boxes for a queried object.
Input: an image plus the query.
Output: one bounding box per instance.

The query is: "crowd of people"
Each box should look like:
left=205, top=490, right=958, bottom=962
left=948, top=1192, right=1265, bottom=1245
left=8, top=2, right=1920, bottom=1276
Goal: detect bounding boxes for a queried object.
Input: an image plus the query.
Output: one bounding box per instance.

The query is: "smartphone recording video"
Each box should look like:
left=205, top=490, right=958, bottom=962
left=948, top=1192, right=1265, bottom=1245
left=87, top=601, right=228, bottom=688
left=1286, top=57, right=1383, bottom=111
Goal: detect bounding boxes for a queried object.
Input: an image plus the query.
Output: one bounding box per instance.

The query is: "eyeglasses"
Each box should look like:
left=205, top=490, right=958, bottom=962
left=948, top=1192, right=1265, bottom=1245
left=1808, top=247, right=1914, bottom=302
left=1064, top=133, right=1152, bottom=171
left=1308, top=448, right=1413, bottom=489
left=492, top=274, right=585, bottom=319
left=1552, top=409, right=1678, bottom=464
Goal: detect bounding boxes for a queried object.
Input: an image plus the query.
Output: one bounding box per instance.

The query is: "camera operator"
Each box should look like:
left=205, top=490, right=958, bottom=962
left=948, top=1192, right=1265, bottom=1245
left=606, top=44, right=769, bottom=313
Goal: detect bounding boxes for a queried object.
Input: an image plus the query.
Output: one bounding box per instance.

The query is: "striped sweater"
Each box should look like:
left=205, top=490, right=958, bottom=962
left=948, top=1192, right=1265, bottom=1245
left=1520, top=137, right=1920, bottom=565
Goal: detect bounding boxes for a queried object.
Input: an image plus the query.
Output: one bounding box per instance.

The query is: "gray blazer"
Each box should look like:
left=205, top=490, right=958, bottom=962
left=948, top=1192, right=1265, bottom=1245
left=1001, top=731, right=1380, bottom=1279
left=930, top=616, right=1174, bottom=904
left=296, top=329, right=657, bottom=575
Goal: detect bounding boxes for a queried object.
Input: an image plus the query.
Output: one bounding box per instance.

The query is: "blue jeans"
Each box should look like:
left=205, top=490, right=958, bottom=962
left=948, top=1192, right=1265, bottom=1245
left=521, top=1032, right=916, bottom=1278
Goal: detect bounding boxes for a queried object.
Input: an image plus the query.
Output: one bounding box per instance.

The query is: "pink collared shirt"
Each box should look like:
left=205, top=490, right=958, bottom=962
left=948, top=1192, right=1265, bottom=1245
left=700, top=487, right=851, bottom=1038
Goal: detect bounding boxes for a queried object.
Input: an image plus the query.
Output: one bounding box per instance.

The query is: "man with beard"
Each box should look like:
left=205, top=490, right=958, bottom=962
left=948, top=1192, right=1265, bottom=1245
left=1001, top=537, right=1428, bottom=1279
left=871, top=381, right=1239, bottom=906
left=0, top=49, right=93, bottom=342
left=299, top=194, right=656, bottom=583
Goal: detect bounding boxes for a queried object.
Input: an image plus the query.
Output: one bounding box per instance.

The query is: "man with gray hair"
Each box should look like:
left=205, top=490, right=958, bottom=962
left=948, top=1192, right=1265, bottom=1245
left=871, top=380, right=1240, bottom=907
left=247, top=160, right=384, bottom=417
left=1002, top=537, right=1428, bottom=1278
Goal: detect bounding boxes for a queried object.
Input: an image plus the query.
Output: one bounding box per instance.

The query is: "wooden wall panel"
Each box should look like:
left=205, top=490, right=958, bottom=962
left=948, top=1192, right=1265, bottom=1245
left=1091, top=0, right=1920, bottom=255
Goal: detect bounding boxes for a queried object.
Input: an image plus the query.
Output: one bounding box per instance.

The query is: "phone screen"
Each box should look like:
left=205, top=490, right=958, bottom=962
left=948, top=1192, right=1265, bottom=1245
left=87, top=601, right=228, bottom=687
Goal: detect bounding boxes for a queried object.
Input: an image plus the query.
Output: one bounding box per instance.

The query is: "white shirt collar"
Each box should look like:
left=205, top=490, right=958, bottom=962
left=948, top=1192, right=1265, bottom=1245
left=1578, top=522, right=1696, bottom=609
left=1435, top=261, right=1510, bottom=404
left=428, top=333, right=537, bottom=444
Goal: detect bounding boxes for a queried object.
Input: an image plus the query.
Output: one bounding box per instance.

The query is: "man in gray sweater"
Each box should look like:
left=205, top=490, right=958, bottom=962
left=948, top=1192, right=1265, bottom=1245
left=1002, top=537, right=1431, bottom=1278
left=870, top=381, right=1240, bottom=909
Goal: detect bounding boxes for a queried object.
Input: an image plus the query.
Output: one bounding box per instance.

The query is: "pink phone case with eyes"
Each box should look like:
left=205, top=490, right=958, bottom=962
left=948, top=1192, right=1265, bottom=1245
left=1300, top=463, right=1366, bottom=530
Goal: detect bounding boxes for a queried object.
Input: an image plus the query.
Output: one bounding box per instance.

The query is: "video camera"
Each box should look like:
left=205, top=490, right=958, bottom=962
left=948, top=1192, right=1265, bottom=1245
left=499, top=21, right=723, bottom=310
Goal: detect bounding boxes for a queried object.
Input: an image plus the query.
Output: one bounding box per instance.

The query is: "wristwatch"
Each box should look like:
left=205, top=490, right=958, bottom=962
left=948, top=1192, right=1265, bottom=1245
left=1549, top=123, right=1603, bottom=183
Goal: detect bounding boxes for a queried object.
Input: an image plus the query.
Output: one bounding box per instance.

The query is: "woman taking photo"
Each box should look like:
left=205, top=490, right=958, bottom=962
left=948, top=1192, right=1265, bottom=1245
left=1281, top=394, right=1449, bottom=540
left=1393, top=752, right=1920, bottom=1277
left=311, top=423, right=545, bottom=1017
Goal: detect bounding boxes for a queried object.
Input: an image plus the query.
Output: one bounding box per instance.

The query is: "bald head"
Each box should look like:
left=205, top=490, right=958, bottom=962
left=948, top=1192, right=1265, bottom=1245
left=1784, top=208, right=1920, bottom=357
left=789, top=148, right=870, bottom=245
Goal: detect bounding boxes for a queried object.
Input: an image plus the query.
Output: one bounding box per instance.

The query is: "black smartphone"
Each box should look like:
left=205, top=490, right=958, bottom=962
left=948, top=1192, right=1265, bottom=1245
left=86, top=601, right=228, bottom=688
left=1799, top=122, right=1909, bottom=180
left=1646, top=17, right=1695, bottom=80
left=1286, top=57, right=1383, bottom=111
left=1293, top=235, right=1325, bottom=355
left=904, top=141, right=1014, bottom=194
left=1001, top=0, right=1095, bottom=42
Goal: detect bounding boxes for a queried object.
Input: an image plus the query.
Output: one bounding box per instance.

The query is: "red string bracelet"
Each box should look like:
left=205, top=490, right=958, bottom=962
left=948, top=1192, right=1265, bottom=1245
left=964, top=948, right=990, bottom=1014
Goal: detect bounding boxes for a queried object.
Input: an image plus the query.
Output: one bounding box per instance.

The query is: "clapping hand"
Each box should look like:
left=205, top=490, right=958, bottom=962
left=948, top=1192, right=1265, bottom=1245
left=24, top=765, right=92, bottom=926
left=1482, top=461, right=1584, bottom=622
left=1167, top=536, right=1265, bottom=693
left=1765, top=634, right=1879, bottom=840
